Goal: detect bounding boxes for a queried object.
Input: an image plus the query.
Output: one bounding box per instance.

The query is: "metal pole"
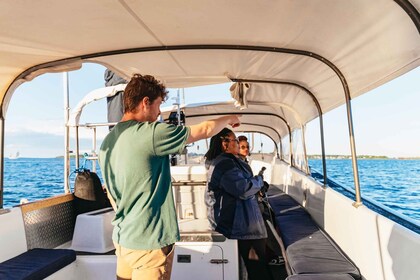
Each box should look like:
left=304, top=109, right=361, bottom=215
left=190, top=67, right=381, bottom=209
left=251, top=133, right=254, bottom=153
left=279, top=137, right=283, bottom=160
left=319, top=115, right=327, bottom=187
left=301, top=125, right=309, bottom=175
left=0, top=116, right=4, bottom=208
left=345, top=98, right=362, bottom=207
left=182, top=88, right=186, bottom=104
left=75, top=126, right=80, bottom=170
left=289, top=132, right=293, bottom=166
left=63, top=72, right=70, bottom=194
left=176, top=89, right=181, bottom=125
left=92, top=127, right=97, bottom=172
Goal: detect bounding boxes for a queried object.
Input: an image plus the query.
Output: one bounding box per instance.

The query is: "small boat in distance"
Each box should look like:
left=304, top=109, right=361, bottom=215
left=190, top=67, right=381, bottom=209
left=8, top=151, right=19, bottom=160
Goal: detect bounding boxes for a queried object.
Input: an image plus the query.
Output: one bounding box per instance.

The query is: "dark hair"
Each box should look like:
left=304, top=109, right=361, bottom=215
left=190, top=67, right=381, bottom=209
left=204, top=128, right=234, bottom=161
left=238, top=135, right=248, bottom=142
left=123, top=74, right=168, bottom=113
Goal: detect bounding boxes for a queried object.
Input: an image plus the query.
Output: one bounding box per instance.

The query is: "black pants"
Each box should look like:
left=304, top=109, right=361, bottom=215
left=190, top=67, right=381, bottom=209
left=238, top=239, right=273, bottom=280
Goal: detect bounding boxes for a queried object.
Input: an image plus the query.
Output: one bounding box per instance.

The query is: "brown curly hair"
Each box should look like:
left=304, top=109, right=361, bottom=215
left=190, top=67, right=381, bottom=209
left=123, top=74, right=168, bottom=113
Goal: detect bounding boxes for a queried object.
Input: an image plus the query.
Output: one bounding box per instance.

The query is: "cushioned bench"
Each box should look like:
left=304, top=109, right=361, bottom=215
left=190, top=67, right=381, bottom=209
left=267, top=189, right=361, bottom=279
left=286, top=273, right=355, bottom=280
left=0, top=248, right=76, bottom=280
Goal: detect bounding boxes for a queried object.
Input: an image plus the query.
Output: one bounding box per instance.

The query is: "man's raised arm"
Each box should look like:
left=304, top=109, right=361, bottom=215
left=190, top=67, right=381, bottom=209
left=187, top=115, right=241, bottom=144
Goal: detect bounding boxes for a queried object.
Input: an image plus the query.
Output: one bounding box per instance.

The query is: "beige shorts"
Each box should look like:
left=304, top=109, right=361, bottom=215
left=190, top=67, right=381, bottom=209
left=114, top=242, right=175, bottom=280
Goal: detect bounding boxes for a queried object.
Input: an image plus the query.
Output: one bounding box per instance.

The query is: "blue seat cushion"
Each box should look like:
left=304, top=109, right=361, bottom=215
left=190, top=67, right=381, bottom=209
left=286, top=231, right=360, bottom=279
left=267, top=189, right=361, bottom=279
left=286, top=273, right=355, bottom=280
left=0, top=248, right=76, bottom=280
left=268, top=192, right=300, bottom=211
left=275, top=214, right=320, bottom=248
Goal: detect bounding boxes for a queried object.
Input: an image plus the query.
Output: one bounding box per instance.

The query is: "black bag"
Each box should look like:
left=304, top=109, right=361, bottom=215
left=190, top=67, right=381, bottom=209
left=73, top=170, right=111, bottom=216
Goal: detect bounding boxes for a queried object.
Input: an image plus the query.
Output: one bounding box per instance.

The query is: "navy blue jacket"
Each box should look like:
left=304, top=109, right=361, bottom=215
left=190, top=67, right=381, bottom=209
left=206, top=153, right=267, bottom=239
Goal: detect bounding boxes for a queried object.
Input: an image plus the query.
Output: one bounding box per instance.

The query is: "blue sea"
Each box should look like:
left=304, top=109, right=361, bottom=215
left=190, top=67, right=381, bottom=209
left=2, top=158, right=419, bottom=222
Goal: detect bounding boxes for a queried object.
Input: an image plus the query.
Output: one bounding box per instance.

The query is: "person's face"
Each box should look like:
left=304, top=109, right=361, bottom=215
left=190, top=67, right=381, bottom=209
left=223, top=133, right=239, bottom=155
left=144, top=96, right=162, bottom=122
left=239, top=140, right=249, bottom=157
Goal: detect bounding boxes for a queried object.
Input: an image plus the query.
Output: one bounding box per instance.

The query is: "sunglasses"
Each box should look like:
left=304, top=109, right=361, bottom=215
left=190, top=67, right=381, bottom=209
left=223, top=137, right=239, bottom=144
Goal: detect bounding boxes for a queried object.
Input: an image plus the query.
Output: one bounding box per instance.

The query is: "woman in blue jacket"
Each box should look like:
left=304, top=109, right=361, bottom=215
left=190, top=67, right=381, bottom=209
left=205, top=128, right=272, bottom=280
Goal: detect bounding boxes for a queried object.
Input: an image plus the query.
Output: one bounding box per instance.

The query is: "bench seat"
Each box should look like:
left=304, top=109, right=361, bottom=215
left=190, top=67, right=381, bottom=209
left=286, top=273, right=355, bottom=280
left=267, top=189, right=360, bottom=279
left=0, top=248, right=76, bottom=280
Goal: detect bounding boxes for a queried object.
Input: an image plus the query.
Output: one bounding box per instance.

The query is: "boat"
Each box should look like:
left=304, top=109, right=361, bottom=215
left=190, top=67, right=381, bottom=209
left=8, top=152, right=19, bottom=160
left=0, top=1, right=419, bottom=279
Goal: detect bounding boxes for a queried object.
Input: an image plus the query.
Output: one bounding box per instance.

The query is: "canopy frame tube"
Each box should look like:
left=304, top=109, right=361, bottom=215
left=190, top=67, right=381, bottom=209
left=240, top=122, right=281, bottom=158
left=0, top=116, right=3, bottom=208
left=231, top=78, right=327, bottom=184
left=181, top=111, right=291, bottom=164
left=394, top=0, right=420, bottom=33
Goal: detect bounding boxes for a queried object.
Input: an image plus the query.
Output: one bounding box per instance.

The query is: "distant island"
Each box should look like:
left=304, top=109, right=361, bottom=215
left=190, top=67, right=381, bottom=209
left=54, top=154, right=420, bottom=160
left=308, top=155, right=420, bottom=160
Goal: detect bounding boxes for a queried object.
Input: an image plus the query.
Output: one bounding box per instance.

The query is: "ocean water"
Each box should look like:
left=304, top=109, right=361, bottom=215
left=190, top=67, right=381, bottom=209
left=3, top=158, right=102, bottom=207
left=2, top=158, right=419, bottom=222
left=309, top=159, right=420, bottom=221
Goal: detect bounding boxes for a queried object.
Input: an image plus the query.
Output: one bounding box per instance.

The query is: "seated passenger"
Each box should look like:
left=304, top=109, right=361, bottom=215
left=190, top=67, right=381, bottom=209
left=204, top=128, right=273, bottom=280
left=238, top=135, right=250, bottom=162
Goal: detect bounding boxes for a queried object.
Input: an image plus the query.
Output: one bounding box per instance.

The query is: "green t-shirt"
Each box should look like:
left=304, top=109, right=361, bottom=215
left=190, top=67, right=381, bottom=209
left=98, top=120, right=190, bottom=250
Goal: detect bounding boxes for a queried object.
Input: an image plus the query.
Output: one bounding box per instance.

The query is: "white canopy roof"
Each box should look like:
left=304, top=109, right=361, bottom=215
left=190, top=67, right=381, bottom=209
left=1, top=0, right=419, bottom=129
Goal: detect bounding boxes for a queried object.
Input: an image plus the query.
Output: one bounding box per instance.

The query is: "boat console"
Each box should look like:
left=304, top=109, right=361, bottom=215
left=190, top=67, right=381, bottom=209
left=171, top=164, right=240, bottom=280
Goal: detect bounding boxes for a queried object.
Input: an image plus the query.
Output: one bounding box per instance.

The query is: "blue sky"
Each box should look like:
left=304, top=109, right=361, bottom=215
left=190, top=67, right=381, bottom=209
left=5, top=63, right=420, bottom=158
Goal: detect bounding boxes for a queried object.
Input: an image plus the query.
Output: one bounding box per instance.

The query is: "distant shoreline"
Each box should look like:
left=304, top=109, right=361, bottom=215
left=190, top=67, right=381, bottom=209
left=308, top=155, right=420, bottom=160
left=5, top=155, right=420, bottom=160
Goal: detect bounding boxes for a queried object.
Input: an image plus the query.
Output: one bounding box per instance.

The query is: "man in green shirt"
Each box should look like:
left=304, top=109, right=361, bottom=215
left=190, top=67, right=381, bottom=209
left=99, top=74, right=240, bottom=280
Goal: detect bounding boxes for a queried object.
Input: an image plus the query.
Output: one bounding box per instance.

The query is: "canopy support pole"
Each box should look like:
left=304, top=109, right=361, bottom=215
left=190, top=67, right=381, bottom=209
left=63, top=73, right=70, bottom=194
left=279, top=137, right=283, bottom=160
left=92, top=127, right=97, bottom=172
left=0, top=116, right=4, bottom=208
left=301, top=125, right=310, bottom=175
left=75, top=127, right=80, bottom=170
left=289, top=132, right=293, bottom=166
left=345, top=97, right=362, bottom=207
left=319, top=115, right=327, bottom=186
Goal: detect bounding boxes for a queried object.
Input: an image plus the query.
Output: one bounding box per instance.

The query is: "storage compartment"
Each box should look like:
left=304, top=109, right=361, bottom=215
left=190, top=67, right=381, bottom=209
left=173, top=234, right=239, bottom=280
left=174, top=185, right=207, bottom=219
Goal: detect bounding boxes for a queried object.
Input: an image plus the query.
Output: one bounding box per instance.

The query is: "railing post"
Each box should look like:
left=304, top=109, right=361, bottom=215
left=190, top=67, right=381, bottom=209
left=0, top=115, right=4, bottom=208
left=319, top=115, right=327, bottom=187
left=345, top=97, right=362, bottom=207
left=63, top=72, right=70, bottom=194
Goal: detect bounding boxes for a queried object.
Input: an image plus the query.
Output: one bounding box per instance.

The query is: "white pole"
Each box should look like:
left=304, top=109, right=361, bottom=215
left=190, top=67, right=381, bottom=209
left=176, top=89, right=181, bottom=125
left=182, top=88, right=186, bottom=104
left=92, top=127, right=97, bottom=172
left=63, top=72, right=70, bottom=193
